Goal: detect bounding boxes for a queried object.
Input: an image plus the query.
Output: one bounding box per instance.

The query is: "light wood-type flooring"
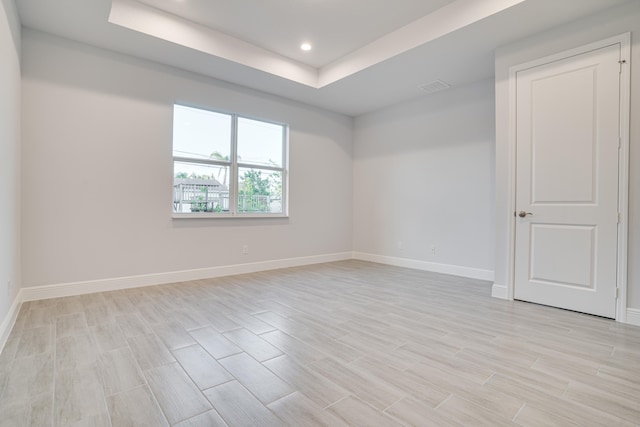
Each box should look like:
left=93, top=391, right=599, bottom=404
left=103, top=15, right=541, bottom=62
left=1, top=260, right=639, bottom=426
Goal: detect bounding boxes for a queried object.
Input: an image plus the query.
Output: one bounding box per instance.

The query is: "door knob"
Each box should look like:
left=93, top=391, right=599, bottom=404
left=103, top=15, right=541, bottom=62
left=518, top=211, right=533, bottom=218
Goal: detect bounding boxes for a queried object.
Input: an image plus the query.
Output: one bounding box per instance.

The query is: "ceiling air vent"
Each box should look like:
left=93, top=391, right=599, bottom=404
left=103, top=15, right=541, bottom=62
left=418, top=80, right=451, bottom=94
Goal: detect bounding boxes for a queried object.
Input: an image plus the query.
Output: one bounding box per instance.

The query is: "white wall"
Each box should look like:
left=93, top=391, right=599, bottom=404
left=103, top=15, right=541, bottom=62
left=353, top=80, right=495, bottom=278
left=494, top=1, right=640, bottom=311
left=21, top=30, right=353, bottom=288
left=0, top=0, right=21, bottom=331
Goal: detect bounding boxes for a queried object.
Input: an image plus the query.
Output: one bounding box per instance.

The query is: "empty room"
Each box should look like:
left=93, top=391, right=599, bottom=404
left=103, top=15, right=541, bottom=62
left=1, top=0, right=640, bottom=425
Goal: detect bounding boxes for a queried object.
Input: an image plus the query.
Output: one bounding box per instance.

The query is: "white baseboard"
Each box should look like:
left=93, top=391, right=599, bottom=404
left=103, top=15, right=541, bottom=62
left=491, top=283, right=509, bottom=299
left=4, top=251, right=636, bottom=352
left=626, top=309, right=640, bottom=327
left=0, top=294, right=23, bottom=353
left=20, top=252, right=353, bottom=302
left=352, top=252, right=494, bottom=282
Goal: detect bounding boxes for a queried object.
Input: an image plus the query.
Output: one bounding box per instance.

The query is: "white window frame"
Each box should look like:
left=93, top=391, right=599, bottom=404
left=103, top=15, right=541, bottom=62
left=172, top=104, right=289, bottom=219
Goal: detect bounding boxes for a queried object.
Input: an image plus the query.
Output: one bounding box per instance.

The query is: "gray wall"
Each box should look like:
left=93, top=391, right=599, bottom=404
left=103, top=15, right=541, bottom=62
left=0, top=0, right=21, bottom=332
left=21, top=29, right=353, bottom=288
left=353, top=80, right=496, bottom=276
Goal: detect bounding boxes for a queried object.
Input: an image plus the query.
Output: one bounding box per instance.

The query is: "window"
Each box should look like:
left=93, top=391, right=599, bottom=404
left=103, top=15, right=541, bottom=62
left=172, top=105, right=287, bottom=217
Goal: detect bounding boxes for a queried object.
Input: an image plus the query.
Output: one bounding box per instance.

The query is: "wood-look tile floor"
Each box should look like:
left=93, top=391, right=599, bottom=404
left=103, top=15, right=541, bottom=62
left=1, top=260, right=639, bottom=426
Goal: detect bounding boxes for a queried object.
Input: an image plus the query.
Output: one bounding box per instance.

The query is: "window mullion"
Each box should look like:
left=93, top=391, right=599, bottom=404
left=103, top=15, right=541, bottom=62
left=236, top=163, right=283, bottom=172
left=172, top=156, right=230, bottom=168
left=230, top=114, right=239, bottom=215
left=281, top=126, right=288, bottom=216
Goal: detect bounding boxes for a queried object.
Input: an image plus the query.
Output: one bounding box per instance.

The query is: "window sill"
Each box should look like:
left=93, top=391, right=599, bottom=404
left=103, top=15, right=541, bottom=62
left=172, top=213, right=289, bottom=219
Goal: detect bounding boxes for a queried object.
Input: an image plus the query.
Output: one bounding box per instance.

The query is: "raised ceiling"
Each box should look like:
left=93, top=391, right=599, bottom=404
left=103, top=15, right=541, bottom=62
left=135, top=0, right=458, bottom=68
left=16, top=0, right=631, bottom=116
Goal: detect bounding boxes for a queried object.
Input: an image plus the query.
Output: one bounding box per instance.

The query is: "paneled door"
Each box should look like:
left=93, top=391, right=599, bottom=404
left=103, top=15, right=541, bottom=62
left=514, top=43, right=621, bottom=318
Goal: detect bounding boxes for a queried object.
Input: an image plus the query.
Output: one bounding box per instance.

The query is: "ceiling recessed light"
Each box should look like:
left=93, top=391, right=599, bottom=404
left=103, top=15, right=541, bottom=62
left=300, top=43, right=312, bottom=51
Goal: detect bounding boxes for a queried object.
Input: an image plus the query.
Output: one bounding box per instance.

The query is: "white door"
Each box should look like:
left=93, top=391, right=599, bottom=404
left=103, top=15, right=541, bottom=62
left=514, top=43, right=621, bottom=318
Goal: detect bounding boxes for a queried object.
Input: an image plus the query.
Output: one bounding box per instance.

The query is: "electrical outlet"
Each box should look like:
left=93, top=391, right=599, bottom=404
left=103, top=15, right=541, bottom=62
left=431, top=245, right=436, bottom=255
left=242, top=245, right=249, bottom=255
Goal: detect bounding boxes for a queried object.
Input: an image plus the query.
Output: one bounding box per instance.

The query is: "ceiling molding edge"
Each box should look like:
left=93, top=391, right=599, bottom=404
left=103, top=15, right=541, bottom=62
left=108, top=0, right=319, bottom=87
left=108, top=0, right=525, bottom=89
left=318, top=0, right=526, bottom=87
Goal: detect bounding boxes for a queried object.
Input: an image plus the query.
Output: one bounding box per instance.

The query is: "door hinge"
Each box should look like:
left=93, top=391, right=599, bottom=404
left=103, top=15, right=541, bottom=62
left=617, top=212, right=621, bottom=224
left=619, top=59, right=626, bottom=73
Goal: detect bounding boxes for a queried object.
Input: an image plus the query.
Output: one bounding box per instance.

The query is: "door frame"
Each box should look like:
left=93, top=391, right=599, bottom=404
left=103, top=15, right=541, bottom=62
left=504, top=33, right=631, bottom=322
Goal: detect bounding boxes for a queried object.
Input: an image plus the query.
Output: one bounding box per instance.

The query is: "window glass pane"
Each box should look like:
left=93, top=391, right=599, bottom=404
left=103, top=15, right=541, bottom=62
left=173, top=105, right=231, bottom=161
left=237, top=117, right=284, bottom=167
left=173, top=161, right=230, bottom=213
left=238, top=167, right=283, bottom=214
